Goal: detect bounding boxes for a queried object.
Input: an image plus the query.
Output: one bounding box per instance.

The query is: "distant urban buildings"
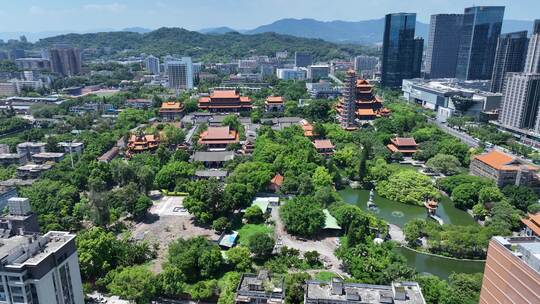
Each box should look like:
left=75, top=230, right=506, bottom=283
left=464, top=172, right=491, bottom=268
left=381, top=13, right=423, bottom=88
left=145, top=55, right=160, bottom=75
left=455, top=6, right=505, bottom=80
left=525, top=20, right=540, bottom=74
left=425, top=14, right=463, bottom=79
left=490, top=31, right=529, bottom=93
left=353, top=55, right=379, bottom=78
left=498, top=73, right=540, bottom=132
left=166, top=57, right=194, bottom=90
left=48, top=45, right=82, bottom=77
left=479, top=236, right=540, bottom=304
left=276, top=68, right=306, bottom=80
left=294, top=51, right=312, bottom=68
left=307, top=64, right=330, bottom=80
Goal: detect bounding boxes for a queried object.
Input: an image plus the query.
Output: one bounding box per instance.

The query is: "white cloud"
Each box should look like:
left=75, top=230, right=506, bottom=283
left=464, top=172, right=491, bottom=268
left=83, top=3, right=126, bottom=13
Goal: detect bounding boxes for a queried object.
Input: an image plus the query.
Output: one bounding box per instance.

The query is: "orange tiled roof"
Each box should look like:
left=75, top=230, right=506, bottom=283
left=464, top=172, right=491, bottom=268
left=357, top=109, right=376, bottom=116
left=522, top=213, right=540, bottom=236
left=211, top=90, right=239, bottom=99
left=271, top=174, right=284, bottom=186
left=391, top=137, right=417, bottom=147
left=473, top=150, right=538, bottom=171
left=266, top=96, right=284, bottom=104
left=160, top=101, right=183, bottom=111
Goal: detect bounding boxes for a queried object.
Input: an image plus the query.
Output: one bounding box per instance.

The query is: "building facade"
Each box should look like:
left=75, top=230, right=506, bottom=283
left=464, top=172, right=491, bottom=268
left=353, top=55, right=379, bottom=78
left=48, top=46, right=82, bottom=77
left=425, top=14, right=464, bottom=79
left=381, top=13, right=423, bottom=88
left=198, top=90, right=252, bottom=112
left=166, top=57, right=194, bottom=90
left=294, top=52, right=312, bottom=68
left=455, top=6, right=505, bottom=80
left=490, top=31, right=529, bottom=93
left=479, top=236, right=540, bottom=304
left=498, top=73, right=540, bottom=132
left=524, top=20, right=540, bottom=74
left=145, top=55, right=160, bottom=75
left=307, top=65, right=330, bottom=80
left=470, top=149, right=540, bottom=191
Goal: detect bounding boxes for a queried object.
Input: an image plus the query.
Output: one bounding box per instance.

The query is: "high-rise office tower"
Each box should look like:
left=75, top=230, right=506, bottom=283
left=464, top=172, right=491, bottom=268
left=490, top=31, right=529, bottom=93
left=381, top=13, right=423, bottom=88
left=295, top=52, right=313, bottom=68
left=425, top=14, right=464, bottom=79
left=167, top=57, right=194, bottom=90
left=479, top=236, right=540, bottom=304
left=498, top=73, right=540, bottom=132
left=48, top=45, right=82, bottom=77
left=524, top=19, right=540, bottom=74
left=145, top=55, right=160, bottom=75
left=455, top=6, right=505, bottom=80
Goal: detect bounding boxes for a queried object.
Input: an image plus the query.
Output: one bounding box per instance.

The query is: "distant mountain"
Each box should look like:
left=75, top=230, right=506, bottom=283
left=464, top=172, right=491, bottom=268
left=245, top=18, right=534, bottom=44
left=122, top=27, right=153, bottom=34
left=31, top=27, right=372, bottom=61
left=198, top=27, right=240, bottom=34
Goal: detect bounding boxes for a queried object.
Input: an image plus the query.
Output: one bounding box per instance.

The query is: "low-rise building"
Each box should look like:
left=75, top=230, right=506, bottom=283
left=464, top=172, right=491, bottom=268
left=268, top=174, right=284, bottom=192
left=31, top=152, right=64, bottom=164
left=235, top=271, right=285, bottom=304
left=125, top=98, right=153, bottom=109
left=159, top=101, right=184, bottom=121
left=194, top=169, right=228, bottom=181
left=16, top=163, right=53, bottom=179
left=58, top=142, right=84, bottom=154
left=387, top=137, right=418, bottom=157
left=198, top=126, right=239, bottom=150
left=402, top=78, right=501, bottom=122
left=470, top=150, right=540, bottom=191
left=97, top=146, right=119, bottom=163
left=192, top=151, right=235, bottom=168
left=16, top=142, right=45, bottom=158
left=198, top=90, right=252, bottom=113
left=522, top=213, right=540, bottom=237
left=313, top=139, right=335, bottom=156
left=126, top=134, right=160, bottom=158
left=0, top=153, right=26, bottom=166
left=265, top=96, right=285, bottom=112
left=0, top=186, right=17, bottom=212
left=276, top=68, right=306, bottom=80
left=299, top=119, right=315, bottom=137
left=305, top=278, right=426, bottom=304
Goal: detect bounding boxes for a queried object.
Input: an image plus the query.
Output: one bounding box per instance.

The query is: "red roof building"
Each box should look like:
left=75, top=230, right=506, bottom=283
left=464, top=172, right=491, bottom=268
left=268, top=174, right=284, bottom=192
left=299, top=119, right=316, bottom=137
left=265, top=96, right=285, bottom=112
left=336, top=70, right=390, bottom=130
left=198, top=126, right=239, bottom=150
left=471, top=150, right=540, bottom=190
left=127, top=133, right=160, bottom=158
left=522, top=213, right=540, bottom=237
left=198, top=90, right=252, bottom=113
left=159, top=101, right=184, bottom=121
left=313, top=139, right=335, bottom=156
left=386, top=137, right=418, bottom=156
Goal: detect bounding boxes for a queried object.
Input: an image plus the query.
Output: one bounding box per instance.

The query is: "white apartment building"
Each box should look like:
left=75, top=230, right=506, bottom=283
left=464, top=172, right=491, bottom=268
left=166, top=57, right=194, bottom=90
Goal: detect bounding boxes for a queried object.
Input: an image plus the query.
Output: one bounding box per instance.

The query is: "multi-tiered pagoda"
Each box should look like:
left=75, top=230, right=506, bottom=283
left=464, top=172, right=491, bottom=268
left=336, top=70, right=390, bottom=130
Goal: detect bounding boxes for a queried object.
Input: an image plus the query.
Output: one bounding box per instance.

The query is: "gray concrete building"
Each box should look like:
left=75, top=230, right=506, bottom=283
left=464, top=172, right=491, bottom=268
left=524, top=20, right=540, bottom=74
left=498, top=73, right=540, bottom=132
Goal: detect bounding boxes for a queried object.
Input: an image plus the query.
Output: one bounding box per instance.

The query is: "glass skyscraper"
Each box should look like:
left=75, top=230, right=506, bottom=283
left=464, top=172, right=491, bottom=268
left=455, top=6, right=505, bottom=80
left=381, top=13, right=423, bottom=88
left=490, top=31, right=529, bottom=93
left=425, top=14, right=464, bottom=79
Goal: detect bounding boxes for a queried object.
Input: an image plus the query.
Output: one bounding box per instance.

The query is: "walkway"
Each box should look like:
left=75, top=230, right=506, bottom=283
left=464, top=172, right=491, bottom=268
left=388, top=224, right=406, bottom=244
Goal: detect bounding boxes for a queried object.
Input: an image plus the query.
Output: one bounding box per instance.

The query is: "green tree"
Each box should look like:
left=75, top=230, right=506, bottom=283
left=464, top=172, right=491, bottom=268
left=280, top=196, right=325, bottom=236
left=502, top=185, right=538, bottom=212
left=226, top=246, right=253, bottom=272
left=184, top=179, right=224, bottom=224
left=377, top=170, right=439, bottom=206
left=312, top=166, right=333, bottom=189
left=285, top=272, right=311, bottom=304
left=107, top=266, right=157, bottom=304
left=218, top=272, right=242, bottom=304
left=227, top=162, right=273, bottom=192
left=451, top=184, right=479, bottom=210
left=248, top=232, right=275, bottom=260
left=425, top=154, right=461, bottom=175
left=155, top=161, right=195, bottom=191
left=244, top=205, right=264, bottom=223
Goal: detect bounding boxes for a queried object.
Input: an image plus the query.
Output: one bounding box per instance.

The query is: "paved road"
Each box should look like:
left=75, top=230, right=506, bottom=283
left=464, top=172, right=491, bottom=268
left=432, top=119, right=480, bottom=148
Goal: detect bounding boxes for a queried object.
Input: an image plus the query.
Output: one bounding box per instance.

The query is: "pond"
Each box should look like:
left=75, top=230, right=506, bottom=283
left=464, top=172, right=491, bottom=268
left=339, top=187, right=485, bottom=279
left=339, top=187, right=475, bottom=227
left=395, top=246, right=485, bottom=280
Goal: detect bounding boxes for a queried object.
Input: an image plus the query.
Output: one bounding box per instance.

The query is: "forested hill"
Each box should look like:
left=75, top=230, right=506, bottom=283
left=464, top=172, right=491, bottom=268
left=33, top=27, right=375, bottom=61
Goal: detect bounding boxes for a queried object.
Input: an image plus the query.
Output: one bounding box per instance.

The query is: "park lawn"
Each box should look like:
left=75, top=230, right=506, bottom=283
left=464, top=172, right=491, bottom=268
left=237, top=224, right=274, bottom=246
left=314, top=271, right=339, bottom=281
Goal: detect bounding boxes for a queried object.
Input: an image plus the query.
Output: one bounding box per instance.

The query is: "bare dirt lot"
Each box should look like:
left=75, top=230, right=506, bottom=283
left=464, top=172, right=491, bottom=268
left=130, top=196, right=218, bottom=273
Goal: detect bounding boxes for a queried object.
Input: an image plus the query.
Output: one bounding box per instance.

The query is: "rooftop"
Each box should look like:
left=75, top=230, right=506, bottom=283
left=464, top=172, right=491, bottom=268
left=204, top=126, right=236, bottom=140
left=522, top=213, right=540, bottom=236
left=159, top=101, right=183, bottom=111
left=474, top=150, right=538, bottom=171
left=323, top=209, right=341, bottom=230
left=305, top=279, right=425, bottom=304
left=212, top=90, right=239, bottom=99
left=313, top=139, right=335, bottom=150
left=193, top=151, right=235, bottom=162
left=392, top=137, right=417, bottom=147
left=195, top=169, right=228, bottom=178
left=493, top=236, right=540, bottom=274
left=236, top=271, right=285, bottom=302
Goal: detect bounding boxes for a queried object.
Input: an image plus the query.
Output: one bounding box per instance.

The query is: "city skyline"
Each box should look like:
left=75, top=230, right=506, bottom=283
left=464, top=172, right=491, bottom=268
left=1, top=0, right=539, bottom=34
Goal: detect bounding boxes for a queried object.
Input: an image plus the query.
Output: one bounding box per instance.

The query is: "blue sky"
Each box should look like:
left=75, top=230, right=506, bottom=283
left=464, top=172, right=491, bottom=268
left=1, top=0, right=538, bottom=32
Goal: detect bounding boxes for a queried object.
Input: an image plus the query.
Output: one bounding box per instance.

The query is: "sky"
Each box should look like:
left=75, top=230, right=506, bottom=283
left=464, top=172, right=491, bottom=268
left=1, top=0, right=538, bottom=33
